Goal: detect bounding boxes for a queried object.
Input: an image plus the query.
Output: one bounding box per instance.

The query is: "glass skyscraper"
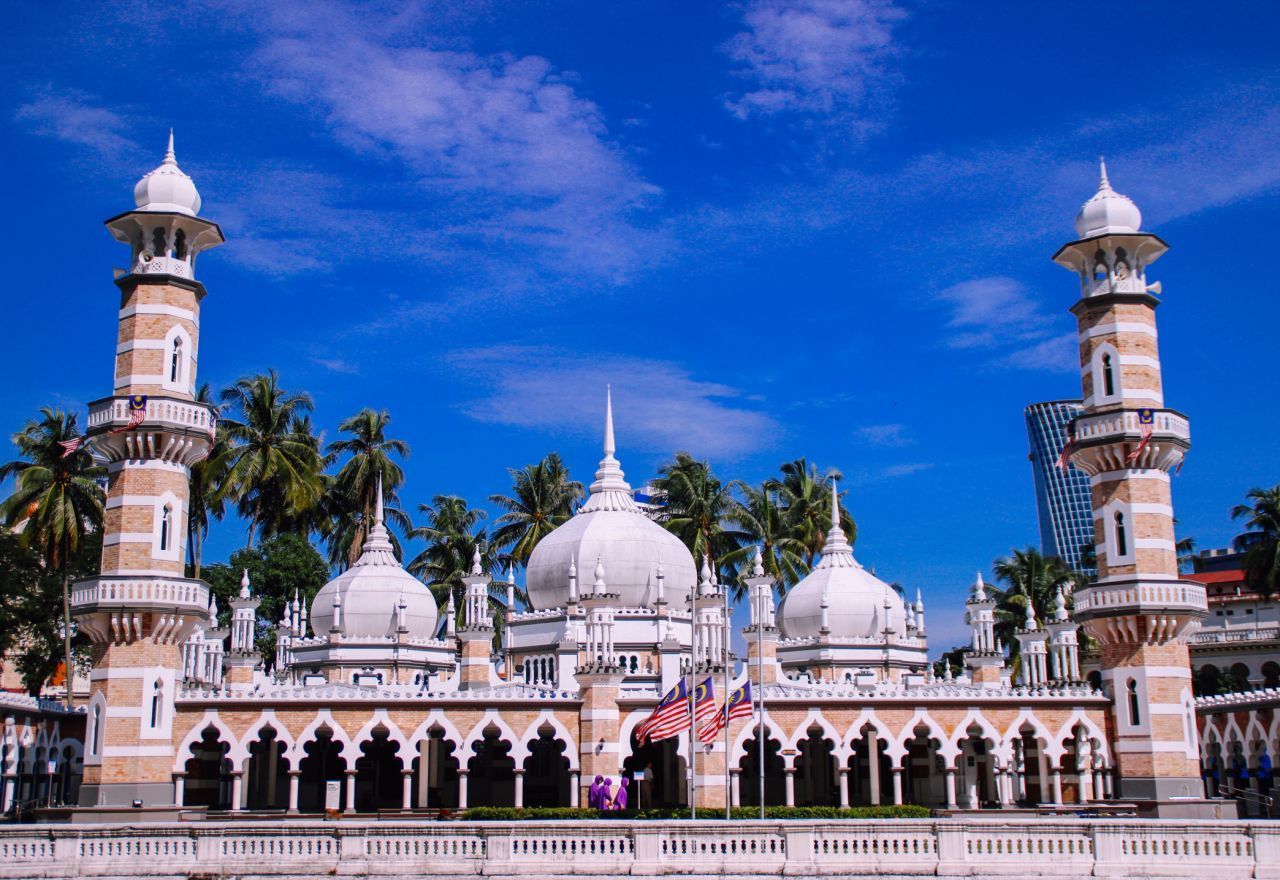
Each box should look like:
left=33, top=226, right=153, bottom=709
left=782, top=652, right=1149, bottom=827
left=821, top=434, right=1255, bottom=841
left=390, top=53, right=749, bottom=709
left=1024, top=400, right=1096, bottom=575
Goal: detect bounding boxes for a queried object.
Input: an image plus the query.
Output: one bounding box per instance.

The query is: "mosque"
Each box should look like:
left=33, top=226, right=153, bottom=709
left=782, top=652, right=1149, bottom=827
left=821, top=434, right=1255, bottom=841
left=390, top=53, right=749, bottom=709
left=4, top=138, right=1234, bottom=818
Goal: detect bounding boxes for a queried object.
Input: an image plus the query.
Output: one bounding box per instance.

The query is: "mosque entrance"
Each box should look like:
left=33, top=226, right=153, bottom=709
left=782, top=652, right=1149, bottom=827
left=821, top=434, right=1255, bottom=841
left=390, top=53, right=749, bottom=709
left=623, top=732, right=688, bottom=809
left=737, top=732, right=785, bottom=807
left=467, top=725, right=515, bottom=806
left=523, top=725, right=572, bottom=807
left=182, top=726, right=231, bottom=809
left=297, top=727, right=346, bottom=812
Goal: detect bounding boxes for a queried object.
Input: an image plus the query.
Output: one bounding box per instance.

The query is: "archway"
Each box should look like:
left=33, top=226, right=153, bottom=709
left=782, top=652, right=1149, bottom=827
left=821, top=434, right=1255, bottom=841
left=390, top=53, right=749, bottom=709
left=523, top=725, right=571, bottom=807
left=1229, top=663, right=1251, bottom=693
left=847, top=724, right=892, bottom=807
left=467, top=726, right=515, bottom=807
left=737, top=731, right=784, bottom=807
left=902, top=725, right=943, bottom=807
left=354, top=727, right=403, bottom=813
left=297, top=727, right=346, bottom=812
left=1262, top=661, right=1280, bottom=690
left=1016, top=726, right=1049, bottom=805
left=1195, top=664, right=1223, bottom=696
left=794, top=725, right=838, bottom=806
left=244, top=727, right=289, bottom=810
left=623, top=732, right=688, bottom=809
left=183, top=726, right=231, bottom=809
left=955, top=725, right=997, bottom=808
left=410, top=728, right=460, bottom=809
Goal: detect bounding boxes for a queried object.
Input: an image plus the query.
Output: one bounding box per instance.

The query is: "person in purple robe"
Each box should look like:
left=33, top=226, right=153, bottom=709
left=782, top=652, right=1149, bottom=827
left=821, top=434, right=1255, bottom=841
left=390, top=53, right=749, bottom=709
left=612, top=777, right=629, bottom=810
left=588, top=775, right=603, bottom=809
left=601, top=778, right=614, bottom=809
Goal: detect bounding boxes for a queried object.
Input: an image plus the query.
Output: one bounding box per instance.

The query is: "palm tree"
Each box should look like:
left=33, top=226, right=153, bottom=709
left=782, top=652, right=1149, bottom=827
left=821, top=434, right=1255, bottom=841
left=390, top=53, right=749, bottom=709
left=1232, top=485, right=1280, bottom=598
left=407, top=496, right=495, bottom=625
left=325, top=409, right=410, bottom=566
left=187, top=384, right=228, bottom=578
left=489, top=453, right=583, bottom=567
left=0, top=408, right=105, bottom=707
left=214, top=372, right=324, bottom=546
left=722, top=482, right=809, bottom=599
left=989, top=547, right=1075, bottom=657
left=651, top=453, right=748, bottom=576
left=771, top=458, right=856, bottom=566
left=320, top=480, right=412, bottom=569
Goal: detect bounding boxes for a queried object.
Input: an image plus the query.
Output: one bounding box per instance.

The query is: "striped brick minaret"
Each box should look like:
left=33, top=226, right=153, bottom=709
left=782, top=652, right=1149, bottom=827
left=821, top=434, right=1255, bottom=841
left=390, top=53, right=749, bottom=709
left=1053, top=162, right=1205, bottom=802
left=72, top=134, right=224, bottom=807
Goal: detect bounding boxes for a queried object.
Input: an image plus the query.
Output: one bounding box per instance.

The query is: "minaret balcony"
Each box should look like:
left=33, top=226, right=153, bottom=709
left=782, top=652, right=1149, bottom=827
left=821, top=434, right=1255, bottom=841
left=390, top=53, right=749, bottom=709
left=86, top=395, right=215, bottom=465
left=1073, top=579, right=1207, bottom=622
left=1068, top=407, right=1190, bottom=475
left=71, top=575, right=211, bottom=644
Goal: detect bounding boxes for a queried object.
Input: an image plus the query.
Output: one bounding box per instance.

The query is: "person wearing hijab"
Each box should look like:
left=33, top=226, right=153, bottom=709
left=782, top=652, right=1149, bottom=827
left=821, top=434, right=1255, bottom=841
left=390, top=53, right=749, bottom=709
left=612, top=777, right=629, bottom=811
left=588, top=775, right=603, bottom=809
left=601, top=778, right=614, bottom=809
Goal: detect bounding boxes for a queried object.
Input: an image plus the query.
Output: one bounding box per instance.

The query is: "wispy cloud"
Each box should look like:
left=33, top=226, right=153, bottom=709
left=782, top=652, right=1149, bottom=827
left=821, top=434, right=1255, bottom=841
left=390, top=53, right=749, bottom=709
left=721, top=0, right=905, bottom=124
left=854, top=422, right=911, bottom=447
left=13, top=87, right=138, bottom=160
left=448, top=346, right=780, bottom=459
left=312, top=357, right=358, bottom=375
left=880, top=462, right=932, bottom=479
left=933, top=277, right=1074, bottom=373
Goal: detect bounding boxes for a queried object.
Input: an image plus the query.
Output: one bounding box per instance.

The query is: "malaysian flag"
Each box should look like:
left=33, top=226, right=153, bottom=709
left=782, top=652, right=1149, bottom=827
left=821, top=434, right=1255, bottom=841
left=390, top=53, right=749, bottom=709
left=57, top=437, right=85, bottom=459
left=698, top=681, right=753, bottom=743
left=109, top=395, right=148, bottom=434
left=1126, top=408, right=1156, bottom=464
left=692, top=677, right=716, bottom=737
left=635, top=679, right=689, bottom=745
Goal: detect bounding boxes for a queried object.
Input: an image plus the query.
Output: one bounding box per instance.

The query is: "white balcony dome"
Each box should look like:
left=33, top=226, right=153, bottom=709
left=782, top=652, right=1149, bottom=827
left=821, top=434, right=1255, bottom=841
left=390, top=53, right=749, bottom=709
left=133, top=131, right=202, bottom=217
left=1074, top=160, right=1141, bottom=238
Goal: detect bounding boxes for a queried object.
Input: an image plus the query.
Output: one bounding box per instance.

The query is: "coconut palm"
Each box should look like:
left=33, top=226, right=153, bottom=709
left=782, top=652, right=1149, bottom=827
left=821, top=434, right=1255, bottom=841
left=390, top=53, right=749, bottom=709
left=325, top=409, right=410, bottom=566
left=320, top=480, right=411, bottom=569
left=722, top=482, right=809, bottom=599
left=989, top=548, right=1075, bottom=657
left=1232, top=485, right=1280, bottom=598
left=651, top=453, right=748, bottom=576
left=489, top=453, right=583, bottom=567
left=407, top=496, right=498, bottom=624
left=187, top=384, right=229, bottom=579
left=771, top=458, right=856, bottom=566
left=0, top=408, right=105, bottom=707
left=214, top=371, right=325, bottom=546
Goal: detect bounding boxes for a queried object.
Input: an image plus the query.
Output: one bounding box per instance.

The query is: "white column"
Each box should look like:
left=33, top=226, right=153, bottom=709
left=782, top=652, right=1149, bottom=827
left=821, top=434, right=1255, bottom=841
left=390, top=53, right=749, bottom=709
left=287, top=771, right=300, bottom=813
left=784, top=768, right=795, bottom=806
left=1050, top=769, right=1063, bottom=806
left=892, top=767, right=904, bottom=806
left=458, top=770, right=469, bottom=809
left=401, top=770, right=413, bottom=811
left=344, top=771, right=357, bottom=814
left=1093, top=768, right=1105, bottom=801
left=731, top=771, right=741, bottom=807
left=514, top=770, right=524, bottom=808
left=838, top=768, right=850, bottom=807
left=570, top=771, right=579, bottom=807
left=230, top=772, right=243, bottom=812
left=866, top=731, right=881, bottom=806
left=1037, top=749, right=1050, bottom=803
left=1, top=776, right=14, bottom=813
left=944, top=768, right=958, bottom=810
left=266, top=745, right=279, bottom=807
left=173, top=774, right=185, bottom=807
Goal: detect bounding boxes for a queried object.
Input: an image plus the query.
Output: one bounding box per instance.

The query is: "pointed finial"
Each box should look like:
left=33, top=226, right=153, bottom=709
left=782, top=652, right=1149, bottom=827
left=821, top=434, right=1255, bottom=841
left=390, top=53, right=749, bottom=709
left=593, top=556, right=606, bottom=594
left=604, top=385, right=615, bottom=457
left=972, top=571, right=986, bottom=600
left=239, top=568, right=251, bottom=599
left=1099, top=156, right=1110, bottom=189
left=830, top=478, right=840, bottom=529
left=507, top=563, right=516, bottom=586
left=375, top=476, right=385, bottom=527
left=916, top=588, right=923, bottom=609
left=752, top=545, right=765, bottom=578
left=700, top=555, right=712, bottom=588
left=1055, top=584, right=1069, bottom=621
left=165, top=129, right=176, bottom=164
left=1024, top=600, right=1038, bottom=631
left=471, top=544, right=482, bottom=576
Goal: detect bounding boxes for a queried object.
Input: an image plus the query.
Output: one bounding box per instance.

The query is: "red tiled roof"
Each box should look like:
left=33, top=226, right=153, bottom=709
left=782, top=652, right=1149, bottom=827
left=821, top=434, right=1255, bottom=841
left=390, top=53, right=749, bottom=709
left=1186, top=570, right=1246, bottom=585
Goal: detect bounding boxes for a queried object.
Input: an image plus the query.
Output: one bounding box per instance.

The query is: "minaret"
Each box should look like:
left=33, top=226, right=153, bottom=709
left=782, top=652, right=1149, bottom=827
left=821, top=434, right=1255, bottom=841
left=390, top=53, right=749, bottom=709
left=1053, top=162, right=1204, bottom=802
left=72, top=135, right=224, bottom=807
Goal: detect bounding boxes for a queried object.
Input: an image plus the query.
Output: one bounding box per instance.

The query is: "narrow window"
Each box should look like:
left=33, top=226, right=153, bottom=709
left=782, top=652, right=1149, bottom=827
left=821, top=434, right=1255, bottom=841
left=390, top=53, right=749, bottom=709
left=159, top=504, right=172, bottom=552
left=1102, top=353, right=1115, bottom=397
left=1127, top=680, right=1141, bottom=725
left=173, top=229, right=187, bottom=260
left=152, top=228, right=166, bottom=256
left=91, top=704, right=103, bottom=754
left=1114, top=512, right=1128, bottom=557
left=150, top=681, right=162, bottom=727
left=170, top=337, right=182, bottom=383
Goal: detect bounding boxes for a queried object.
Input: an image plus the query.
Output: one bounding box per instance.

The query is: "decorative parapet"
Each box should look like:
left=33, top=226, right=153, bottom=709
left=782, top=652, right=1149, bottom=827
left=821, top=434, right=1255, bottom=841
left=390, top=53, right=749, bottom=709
left=1074, top=581, right=1206, bottom=616
left=1069, top=408, right=1190, bottom=474
left=759, top=681, right=1105, bottom=702
left=1190, top=627, right=1279, bottom=646
left=0, top=692, right=84, bottom=716
left=1196, top=687, right=1280, bottom=712
left=176, top=682, right=580, bottom=703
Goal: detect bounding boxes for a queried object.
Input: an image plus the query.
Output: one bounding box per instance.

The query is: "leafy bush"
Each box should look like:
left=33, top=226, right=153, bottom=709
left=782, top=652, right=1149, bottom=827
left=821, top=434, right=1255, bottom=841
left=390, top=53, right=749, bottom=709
left=459, top=805, right=930, bottom=821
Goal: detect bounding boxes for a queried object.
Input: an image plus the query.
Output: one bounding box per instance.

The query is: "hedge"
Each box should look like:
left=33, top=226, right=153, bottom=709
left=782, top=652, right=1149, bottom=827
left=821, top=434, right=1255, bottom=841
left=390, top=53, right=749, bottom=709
left=459, top=805, right=930, bottom=821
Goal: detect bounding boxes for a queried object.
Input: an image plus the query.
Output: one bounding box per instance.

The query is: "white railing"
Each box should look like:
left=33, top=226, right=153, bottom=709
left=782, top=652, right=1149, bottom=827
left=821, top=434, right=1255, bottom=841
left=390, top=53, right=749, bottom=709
left=87, top=396, right=215, bottom=433
left=1074, top=581, right=1206, bottom=614
left=0, top=820, right=1275, bottom=878
left=1072, top=408, right=1190, bottom=444
left=71, top=576, right=209, bottom=611
left=1191, top=626, right=1280, bottom=645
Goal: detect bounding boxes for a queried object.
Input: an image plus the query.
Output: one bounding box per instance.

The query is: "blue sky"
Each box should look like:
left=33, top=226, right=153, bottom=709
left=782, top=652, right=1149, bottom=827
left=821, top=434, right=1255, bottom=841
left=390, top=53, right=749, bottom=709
left=4, top=0, right=1280, bottom=653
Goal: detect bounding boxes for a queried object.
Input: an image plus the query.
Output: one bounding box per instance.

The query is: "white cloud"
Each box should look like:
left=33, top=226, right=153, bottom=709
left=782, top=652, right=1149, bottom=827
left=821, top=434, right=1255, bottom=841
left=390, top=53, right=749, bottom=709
left=933, top=277, right=1075, bottom=374
left=722, top=0, right=905, bottom=122
left=312, top=357, right=358, bottom=375
left=880, top=462, right=932, bottom=478
left=854, top=422, right=911, bottom=447
left=13, top=87, right=138, bottom=159
left=448, top=346, right=781, bottom=459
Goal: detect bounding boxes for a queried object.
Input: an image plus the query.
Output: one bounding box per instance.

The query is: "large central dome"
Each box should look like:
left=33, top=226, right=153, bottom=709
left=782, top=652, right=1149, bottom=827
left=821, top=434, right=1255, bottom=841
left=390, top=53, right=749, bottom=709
left=526, top=391, right=696, bottom=610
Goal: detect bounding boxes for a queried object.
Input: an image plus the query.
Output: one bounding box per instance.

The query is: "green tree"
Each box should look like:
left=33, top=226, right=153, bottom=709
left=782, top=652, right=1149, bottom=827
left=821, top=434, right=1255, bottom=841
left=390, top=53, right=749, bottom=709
left=989, top=548, right=1075, bottom=659
left=203, top=533, right=329, bottom=659
left=1231, top=484, right=1280, bottom=598
left=214, top=372, right=325, bottom=546
left=0, top=408, right=105, bottom=706
left=325, top=409, right=410, bottom=567
left=187, top=383, right=229, bottom=579
left=407, top=496, right=499, bottom=627
left=652, top=453, right=747, bottom=576
left=770, top=458, right=856, bottom=567
left=722, top=482, right=808, bottom=599
left=489, top=453, right=583, bottom=567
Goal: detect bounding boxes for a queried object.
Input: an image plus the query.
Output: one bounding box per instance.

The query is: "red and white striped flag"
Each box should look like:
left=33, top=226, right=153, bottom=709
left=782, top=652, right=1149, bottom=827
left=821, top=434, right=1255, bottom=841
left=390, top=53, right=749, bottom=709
left=698, top=681, right=753, bottom=743
left=635, top=679, right=690, bottom=745
left=692, top=677, right=716, bottom=737
left=57, top=437, right=85, bottom=459
left=109, top=395, right=148, bottom=434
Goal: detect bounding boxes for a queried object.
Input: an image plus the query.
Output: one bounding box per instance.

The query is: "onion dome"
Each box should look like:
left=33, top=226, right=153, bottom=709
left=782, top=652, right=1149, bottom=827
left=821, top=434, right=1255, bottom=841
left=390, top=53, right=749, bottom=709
left=778, top=480, right=907, bottom=639
left=311, top=480, right=437, bottom=639
left=1074, top=159, right=1141, bottom=238
left=526, top=389, right=697, bottom=610
left=133, top=131, right=202, bottom=217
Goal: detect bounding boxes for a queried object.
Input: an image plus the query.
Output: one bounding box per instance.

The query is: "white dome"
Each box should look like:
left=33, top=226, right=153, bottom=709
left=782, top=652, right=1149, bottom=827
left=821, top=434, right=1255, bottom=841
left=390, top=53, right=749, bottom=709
left=311, top=488, right=437, bottom=640
left=133, top=132, right=202, bottom=217
left=1074, top=160, right=1141, bottom=238
left=778, top=485, right=907, bottom=640
left=525, top=390, right=697, bottom=610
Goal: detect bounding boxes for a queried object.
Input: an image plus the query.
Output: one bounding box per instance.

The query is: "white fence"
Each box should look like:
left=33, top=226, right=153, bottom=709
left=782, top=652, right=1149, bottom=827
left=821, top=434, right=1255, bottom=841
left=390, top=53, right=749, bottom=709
left=0, top=819, right=1277, bottom=879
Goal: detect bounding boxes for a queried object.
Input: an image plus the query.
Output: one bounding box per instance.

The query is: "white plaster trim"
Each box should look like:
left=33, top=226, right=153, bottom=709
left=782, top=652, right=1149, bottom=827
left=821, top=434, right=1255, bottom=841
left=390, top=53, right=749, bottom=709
left=119, top=304, right=196, bottom=322
left=1080, top=322, right=1157, bottom=341
left=579, top=709, right=620, bottom=721
left=1100, top=666, right=1191, bottom=680
left=1134, top=538, right=1176, bottom=552
left=90, top=669, right=155, bottom=681
left=151, top=490, right=183, bottom=563
left=106, top=460, right=190, bottom=474
left=1118, top=355, right=1162, bottom=370
left=1113, top=740, right=1196, bottom=754
left=106, top=495, right=169, bottom=510
left=1091, top=470, right=1170, bottom=483
left=117, top=339, right=168, bottom=353
left=1093, top=503, right=1173, bottom=519
left=114, top=374, right=166, bottom=388
left=1147, top=703, right=1196, bottom=715
left=102, top=532, right=158, bottom=546
left=100, top=745, right=175, bottom=757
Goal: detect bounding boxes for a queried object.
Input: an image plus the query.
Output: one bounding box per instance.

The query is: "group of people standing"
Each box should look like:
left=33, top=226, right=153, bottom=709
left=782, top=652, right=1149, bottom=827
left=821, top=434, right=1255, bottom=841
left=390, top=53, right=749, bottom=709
left=587, top=775, right=630, bottom=810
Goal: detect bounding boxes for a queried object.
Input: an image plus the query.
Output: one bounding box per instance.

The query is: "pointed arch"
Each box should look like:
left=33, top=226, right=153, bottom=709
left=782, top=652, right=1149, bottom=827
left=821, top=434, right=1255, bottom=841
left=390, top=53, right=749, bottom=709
left=173, top=711, right=239, bottom=773
left=1000, top=709, right=1054, bottom=765
left=289, top=710, right=353, bottom=767
left=842, top=710, right=899, bottom=763
left=461, top=710, right=519, bottom=759
left=407, top=710, right=464, bottom=751
left=1054, top=710, right=1111, bottom=765
left=787, top=708, right=844, bottom=759
left=730, top=712, right=788, bottom=765
left=516, top=711, right=579, bottom=770
left=896, top=709, right=953, bottom=761
left=948, top=708, right=1003, bottom=761
left=237, top=710, right=297, bottom=766
left=349, top=710, right=409, bottom=763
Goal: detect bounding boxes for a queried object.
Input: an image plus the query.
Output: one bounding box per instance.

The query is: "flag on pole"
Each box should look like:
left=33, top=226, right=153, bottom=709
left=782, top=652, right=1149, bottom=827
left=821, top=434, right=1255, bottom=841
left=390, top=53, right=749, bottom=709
left=108, top=395, right=148, bottom=434
left=692, top=677, right=716, bottom=738
left=698, top=681, right=753, bottom=743
left=1126, top=408, right=1155, bottom=464
left=635, top=679, right=689, bottom=745
left=57, top=437, right=85, bottom=459
left=1055, top=425, right=1076, bottom=471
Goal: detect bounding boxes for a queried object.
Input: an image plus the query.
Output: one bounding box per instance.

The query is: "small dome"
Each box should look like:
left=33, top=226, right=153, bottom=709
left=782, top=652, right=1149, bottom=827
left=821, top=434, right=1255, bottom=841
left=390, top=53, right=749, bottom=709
left=311, top=484, right=437, bottom=640
left=133, top=131, right=202, bottom=217
left=526, top=390, right=697, bottom=610
left=1074, top=160, right=1141, bottom=237
left=778, top=482, right=907, bottom=639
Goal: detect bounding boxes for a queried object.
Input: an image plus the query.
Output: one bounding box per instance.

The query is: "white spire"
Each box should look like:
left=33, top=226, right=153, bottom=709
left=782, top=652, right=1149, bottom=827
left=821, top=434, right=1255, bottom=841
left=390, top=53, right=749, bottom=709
left=165, top=128, right=176, bottom=164
left=815, top=478, right=855, bottom=569
left=971, top=572, right=987, bottom=601
left=375, top=475, right=385, bottom=528
left=915, top=588, right=924, bottom=609
left=699, top=555, right=712, bottom=595
left=1024, top=599, right=1039, bottom=631
left=133, top=130, right=201, bottom=216
left=1075, top=156, right=1141, bottom=237
left=1054, top=584, right=1069, bottom=622
left=568, top=554, right=579, bottom=603
left=507, top=564, right=516, bottom=586
left=239, top=568, right=251, bottom=599
left=470, top=544, right=483, bottom=576
left=593, top=556, right=607, bottom=595
left=351, top=475, right=398, bottom=567
left=752, top=545, right=765, bottom=578
left=583, top=387, right=637, bottom=512
left=831, top=478, right=840, bottom=529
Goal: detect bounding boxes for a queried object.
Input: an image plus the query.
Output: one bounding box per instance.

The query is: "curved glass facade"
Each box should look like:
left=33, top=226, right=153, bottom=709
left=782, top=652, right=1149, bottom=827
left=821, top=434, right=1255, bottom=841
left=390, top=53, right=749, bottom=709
left=1024, top=400, right=1095, bottom=576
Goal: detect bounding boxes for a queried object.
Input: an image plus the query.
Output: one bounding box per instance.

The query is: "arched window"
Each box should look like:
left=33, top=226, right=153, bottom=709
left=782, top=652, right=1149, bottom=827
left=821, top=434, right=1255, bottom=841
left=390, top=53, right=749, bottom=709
left=152, top=228, right=166, bottom=257
left=1114, top=512, right=1128, bottom=558
left=1127, top=680, right=1141, bottom=725
left=91, top=704, right=103, bottom=754
left=170, top=337, right=183, bottom=383
left=150, top=681, right=163, bottom=728
left=159, top=504, right=172, bottom=552
left=1102, top=353, right=1115, bottom=397
left=173, top=229, right=187, bottom=261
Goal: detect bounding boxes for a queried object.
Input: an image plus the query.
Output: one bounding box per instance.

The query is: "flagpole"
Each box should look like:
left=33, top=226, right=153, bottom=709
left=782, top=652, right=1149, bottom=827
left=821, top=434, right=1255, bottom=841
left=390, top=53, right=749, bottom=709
left=723, top=572, right=731, bottom=819
left=757, top=580, right=765, bottom=819
left=689, top=583, right=697, bottom=819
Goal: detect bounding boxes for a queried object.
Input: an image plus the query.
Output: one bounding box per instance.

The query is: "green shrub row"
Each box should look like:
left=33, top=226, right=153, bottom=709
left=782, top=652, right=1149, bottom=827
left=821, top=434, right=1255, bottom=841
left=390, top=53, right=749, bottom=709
left=459, top=805, right=930, bottom=821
